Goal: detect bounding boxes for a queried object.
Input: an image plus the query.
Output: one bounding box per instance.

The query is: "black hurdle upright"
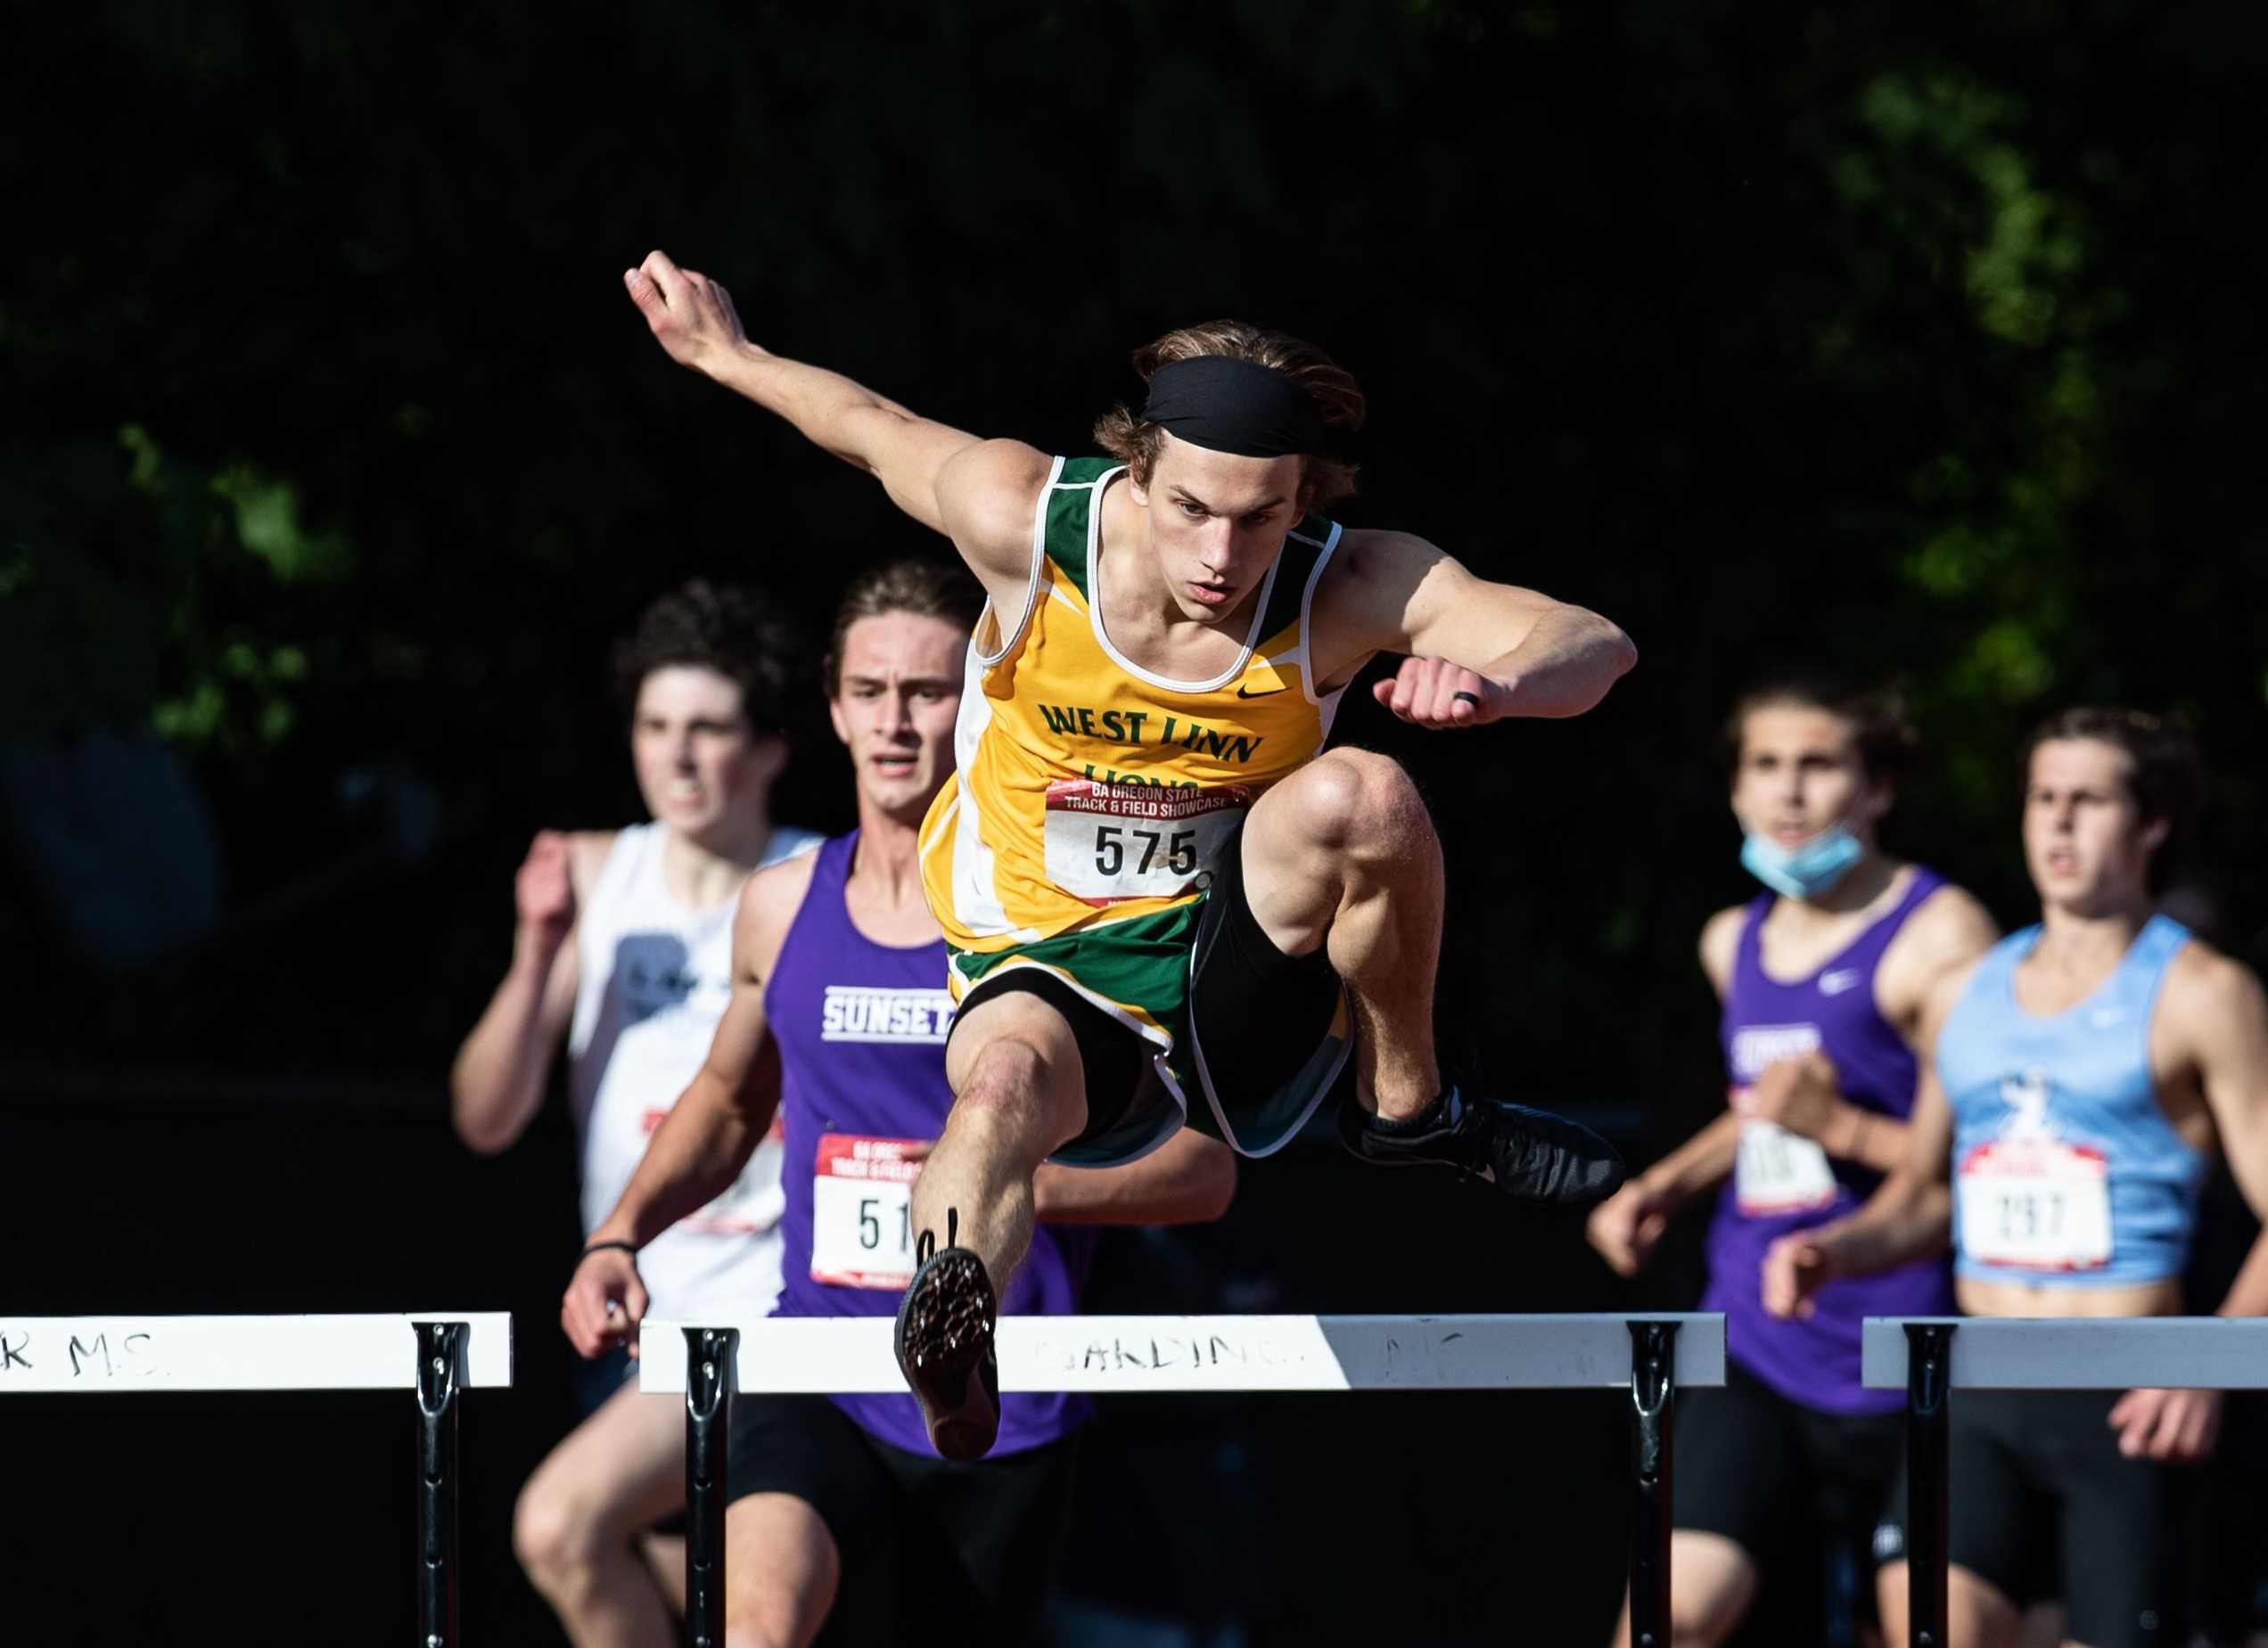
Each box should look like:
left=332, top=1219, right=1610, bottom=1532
left=1626, top=1319, right=1680, bottom=1648
left=1902, top=1321, right=1956, bottom=1648
left=413, top=1321, right=466, bottom=1648
left=685, top=1326, right=738, bottom=1648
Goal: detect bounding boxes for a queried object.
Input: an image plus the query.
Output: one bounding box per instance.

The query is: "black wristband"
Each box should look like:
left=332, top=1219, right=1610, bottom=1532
left=579, top=1239, right=637, bottom=1264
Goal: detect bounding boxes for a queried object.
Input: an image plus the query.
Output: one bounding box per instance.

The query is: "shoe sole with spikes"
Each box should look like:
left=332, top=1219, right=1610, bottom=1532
left=893, top=1242, right=1000, bottom=1460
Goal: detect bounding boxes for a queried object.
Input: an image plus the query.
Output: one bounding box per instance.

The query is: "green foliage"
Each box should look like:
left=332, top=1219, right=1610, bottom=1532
left=1797, top=61, right=2149, bottom=840
left=209, top=466, right=356, bottom=586
left=0, top=416, right=358, bottom=750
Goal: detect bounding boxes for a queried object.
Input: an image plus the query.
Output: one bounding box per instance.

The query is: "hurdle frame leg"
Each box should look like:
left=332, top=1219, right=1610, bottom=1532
left=413, top=1320, right=465, bottom=1648
left=685, top=1326, right=736, bottom=1648
left=1626, top=1319, right=1679, bottom=1648
left=1902, top=1321, right=1954, bottom=1648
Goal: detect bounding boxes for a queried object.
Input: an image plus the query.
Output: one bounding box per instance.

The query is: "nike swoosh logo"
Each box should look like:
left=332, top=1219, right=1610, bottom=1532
left=1235, top=684, right=1288, bottom=699
left=1820, top=970, right=1863, bottom=996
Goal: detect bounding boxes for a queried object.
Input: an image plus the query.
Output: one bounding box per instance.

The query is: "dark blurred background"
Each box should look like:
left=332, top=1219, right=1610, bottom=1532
left=5, top=1, right=2266, bottom=1643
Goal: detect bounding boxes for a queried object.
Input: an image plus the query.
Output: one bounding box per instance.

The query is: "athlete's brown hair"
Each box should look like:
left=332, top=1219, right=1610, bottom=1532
left=612, top=579, right=802, bottom=735
left=822, top=558, right=984, bottom=697
left=2023, top=707, right=2204, bottom=893
left=1723, top=671, right=1922, bottom=787
left=1094, top=321, right=1366, bottom=510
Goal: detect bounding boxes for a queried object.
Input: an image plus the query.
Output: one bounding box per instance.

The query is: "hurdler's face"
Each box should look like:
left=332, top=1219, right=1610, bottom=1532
left=1130, top=434, right=1307, bottom=625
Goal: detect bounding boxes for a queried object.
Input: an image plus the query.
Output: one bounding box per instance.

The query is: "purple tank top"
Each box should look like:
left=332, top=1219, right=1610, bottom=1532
left=765, top=832, right=1093, bottom=1455
left=1701, top=867, right=1957, bottom=1414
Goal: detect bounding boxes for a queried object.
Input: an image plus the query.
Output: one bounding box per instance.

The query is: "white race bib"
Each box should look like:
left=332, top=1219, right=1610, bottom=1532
left=1042, top=780, right=1248, bottom=906
left=1733, top=1110, right=1839, bottom=1215
left=1957, top=1138, right=2112, bottom=1271
left=809, top=1135, right=924, bottom=1290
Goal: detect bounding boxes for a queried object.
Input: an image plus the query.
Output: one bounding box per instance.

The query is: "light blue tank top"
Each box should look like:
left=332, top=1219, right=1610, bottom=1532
left=1940, top=915, right=2203, bottom=1288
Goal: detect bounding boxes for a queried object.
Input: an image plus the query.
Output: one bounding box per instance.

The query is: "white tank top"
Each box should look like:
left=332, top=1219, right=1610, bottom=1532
left=568, top=820, right=822, bottom=1318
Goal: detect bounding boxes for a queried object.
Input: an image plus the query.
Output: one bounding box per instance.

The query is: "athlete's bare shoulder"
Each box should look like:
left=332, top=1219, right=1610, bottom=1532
left=2151, top=939, right=2268, bottom=1151
left=1878, top=881, right=1999, bottom=1022
left=732, top=848, right=825, bottom=987
left=1305, top=527, right=1454, bottom=684
left=1313, top=526, right=1444, bottom=614
left=1698, top=902, right=1751, bottom=998
left=2164, top=930, right=2256, bottom=988
left=1904, top=880, right=1998, bottom=948
left=2159, top=937, right=2268, bottom=1054
left=1916, top=949, right=1988, bottom=1046
left=564, top=830, right=618, bottom=902
left=936, top=439, right=1057, bottom=598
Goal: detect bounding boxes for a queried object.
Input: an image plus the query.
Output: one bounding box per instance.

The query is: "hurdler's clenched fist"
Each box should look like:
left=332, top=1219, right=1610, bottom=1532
left=1372, top=655, right=1508, bottom=728
left=623, top=250, right=753, bottom=376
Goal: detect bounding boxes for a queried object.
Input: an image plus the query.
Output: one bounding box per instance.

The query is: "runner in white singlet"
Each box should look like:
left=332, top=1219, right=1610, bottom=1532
left=450, top=580, right=819, bottom=1648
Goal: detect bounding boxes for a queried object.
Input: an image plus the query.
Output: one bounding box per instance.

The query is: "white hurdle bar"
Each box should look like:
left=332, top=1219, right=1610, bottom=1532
left=1863, top=1316, right=2268, bottom=1648
left=0, top=1312, right=513, bottom=1647
left=643, top=1313, right=1724, bottom=1648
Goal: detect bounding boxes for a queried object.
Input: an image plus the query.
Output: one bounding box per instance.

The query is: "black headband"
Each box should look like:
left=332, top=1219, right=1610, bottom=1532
left=1139, top=357, right=1328, bottom=459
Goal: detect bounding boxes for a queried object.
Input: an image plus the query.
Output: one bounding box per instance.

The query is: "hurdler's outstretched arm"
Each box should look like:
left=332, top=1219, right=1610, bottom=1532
left=1318, top=529, right=1637, bottom=728
left=624, top=250, right=982, bottom=537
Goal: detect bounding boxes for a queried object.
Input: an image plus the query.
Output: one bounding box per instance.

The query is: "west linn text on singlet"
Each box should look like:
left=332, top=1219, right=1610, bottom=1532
left=920, top=456, right=1344, bottom=1059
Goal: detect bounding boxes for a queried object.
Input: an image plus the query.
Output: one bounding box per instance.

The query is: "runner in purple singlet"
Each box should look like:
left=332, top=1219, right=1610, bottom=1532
left=1587, top=674, right=1996, bottom=1648
left=562, top=560, right=1236, bottom=1647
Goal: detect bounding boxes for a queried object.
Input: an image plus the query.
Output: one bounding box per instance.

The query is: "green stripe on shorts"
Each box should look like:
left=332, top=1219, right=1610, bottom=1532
left=949, top=901, right=1203, bottom=1051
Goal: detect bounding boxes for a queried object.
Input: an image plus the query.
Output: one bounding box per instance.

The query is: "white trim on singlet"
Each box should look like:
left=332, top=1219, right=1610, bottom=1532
left=916, top=784, right=958, bottom=862
left=1083, top=465, right=1289, bottom=694
left=1251, top=520, right=1346, bottom=709
left=972, top=453, right=1065, bottom=668
left=1301, top=523, right=1352, bottom=737
left=933, top=647, right=1037, bottom=944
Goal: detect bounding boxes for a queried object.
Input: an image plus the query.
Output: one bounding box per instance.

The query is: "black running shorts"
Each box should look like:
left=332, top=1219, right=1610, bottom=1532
left=1675, top=1357, right=1903, bottom=1588
left=953, top=820, right=1352, bottom=1165
left=1873, top=1389, right=2189, bottom=1648
left=725, top=1392, right=1077, bottom=1646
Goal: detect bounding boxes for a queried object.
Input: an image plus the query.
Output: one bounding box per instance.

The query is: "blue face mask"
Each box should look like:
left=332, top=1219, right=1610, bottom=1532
left=1741, top=825, right=1865, bottom=900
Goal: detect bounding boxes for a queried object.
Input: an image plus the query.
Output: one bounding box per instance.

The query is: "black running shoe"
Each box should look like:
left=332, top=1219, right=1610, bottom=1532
left=892, top=1209, right=1000, bottom=1461
left=1339, top=1086, right=1627, bottom=1205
